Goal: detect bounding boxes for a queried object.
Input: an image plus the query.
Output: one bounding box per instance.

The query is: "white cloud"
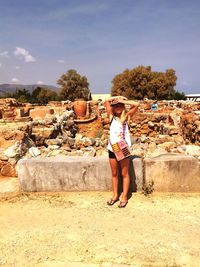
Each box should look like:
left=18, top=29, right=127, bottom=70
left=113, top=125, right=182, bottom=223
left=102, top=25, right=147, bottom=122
left=37, top=81, right=44, bottom=85
left=15, top=66, right=21, bottom=69
left=0, top=63, right=2, bottom=68
left=11, top=78, right=19, bottom=83
left=0, top=51, right=9, bottom=57
left=58, top=59, right=65, bottom=64
left=14, top=47, right=36, bottom=62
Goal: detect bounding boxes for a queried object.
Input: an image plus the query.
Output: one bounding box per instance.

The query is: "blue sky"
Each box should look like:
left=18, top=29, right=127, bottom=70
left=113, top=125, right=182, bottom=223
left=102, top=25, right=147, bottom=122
left=0, top=0, right=200, bottom=94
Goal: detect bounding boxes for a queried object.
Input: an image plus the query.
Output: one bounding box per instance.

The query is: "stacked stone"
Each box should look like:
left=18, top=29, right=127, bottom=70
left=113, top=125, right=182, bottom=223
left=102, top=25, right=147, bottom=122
left=102, top=112, right=181, bottom=139
left=0, top=98, right=24, bottom=120
left=0, top=129, right=27, bottom=177
left=181, top=112, right=200, bottom=145
left=26, top=110, right=78, bottom=147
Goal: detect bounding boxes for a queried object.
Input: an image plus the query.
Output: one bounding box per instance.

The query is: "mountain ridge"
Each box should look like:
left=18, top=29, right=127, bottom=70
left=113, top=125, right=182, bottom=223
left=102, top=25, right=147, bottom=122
left=0, top=83, right=59, bottom=95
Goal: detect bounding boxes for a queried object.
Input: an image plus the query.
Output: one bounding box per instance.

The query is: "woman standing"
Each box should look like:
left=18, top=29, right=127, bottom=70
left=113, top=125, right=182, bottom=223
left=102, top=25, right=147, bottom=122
left=104, top=96, right=139, bottom=208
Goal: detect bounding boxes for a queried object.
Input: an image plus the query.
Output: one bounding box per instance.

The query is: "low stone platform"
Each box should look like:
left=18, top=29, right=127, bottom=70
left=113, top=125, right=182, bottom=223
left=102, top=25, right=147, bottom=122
left=144, top=154, right=200, bottom=192
left=17, top=155, right=200, bottom=193
left=17, top=156, right=143, bottom=192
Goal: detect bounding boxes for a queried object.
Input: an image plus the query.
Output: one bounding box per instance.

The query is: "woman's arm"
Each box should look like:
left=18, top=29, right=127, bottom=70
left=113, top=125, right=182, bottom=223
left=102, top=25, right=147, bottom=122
left=120, top=99, right=139, bottom=118
left=107, top=95, right=128, bottom=101
left=104, top=99, right=112, bottom=116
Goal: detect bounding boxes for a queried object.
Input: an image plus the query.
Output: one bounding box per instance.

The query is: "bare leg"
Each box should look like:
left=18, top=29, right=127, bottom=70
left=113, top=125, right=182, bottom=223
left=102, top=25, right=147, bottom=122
left=109, top=158, right=119, bottom=200
left=119, top=157, right=130, bottom=202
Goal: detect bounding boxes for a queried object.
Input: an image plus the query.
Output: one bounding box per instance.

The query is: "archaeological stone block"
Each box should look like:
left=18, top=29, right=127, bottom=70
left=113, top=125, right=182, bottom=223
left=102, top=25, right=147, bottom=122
left=29, top=108, right=54, bottom=120
left=144, top=154, right=200, bottom=192
left=17, top=156, right=144, bottom=192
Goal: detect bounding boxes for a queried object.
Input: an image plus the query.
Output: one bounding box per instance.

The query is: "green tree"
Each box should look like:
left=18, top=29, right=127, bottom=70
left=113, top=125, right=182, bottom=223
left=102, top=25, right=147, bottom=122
left=12, top=88, right=31, bottom=102
left=31, top=87, right=58, bottom=104
left=171, top=90, right=186, bottom=100
left=57, top=69, right=90, bottom=101
left=31, top=87, right=42, bottom=103
left=111, top=66, right=177, bottom=100
left=17, top=95, right=28, bottom=103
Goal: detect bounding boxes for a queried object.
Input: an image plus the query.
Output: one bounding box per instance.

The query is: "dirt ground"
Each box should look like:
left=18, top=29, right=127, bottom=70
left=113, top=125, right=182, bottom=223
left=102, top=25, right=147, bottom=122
left=0, top=180, right=200, bottom=267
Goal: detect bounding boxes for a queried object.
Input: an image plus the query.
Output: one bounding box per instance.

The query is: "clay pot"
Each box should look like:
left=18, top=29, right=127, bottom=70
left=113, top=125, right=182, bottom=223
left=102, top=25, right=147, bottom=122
left=73, top=99, right=87, bottom=117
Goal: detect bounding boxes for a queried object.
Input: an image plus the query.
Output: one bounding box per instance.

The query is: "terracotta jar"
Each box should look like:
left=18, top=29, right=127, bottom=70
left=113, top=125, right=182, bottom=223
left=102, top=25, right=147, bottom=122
left=73, top=99, right=87, bottom=117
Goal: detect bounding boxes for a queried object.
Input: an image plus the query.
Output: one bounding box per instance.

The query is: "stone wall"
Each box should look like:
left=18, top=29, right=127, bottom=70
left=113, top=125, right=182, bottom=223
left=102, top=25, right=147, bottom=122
left=0, top=98, right=200, bottom=180
left=101, top=100, right=200, bottom=145
left=181, top=112, right=200, bottom=145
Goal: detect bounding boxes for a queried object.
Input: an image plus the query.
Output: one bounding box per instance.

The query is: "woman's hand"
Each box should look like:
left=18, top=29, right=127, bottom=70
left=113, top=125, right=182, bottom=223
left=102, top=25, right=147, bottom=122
left=119, top=96, right=128, bottom=101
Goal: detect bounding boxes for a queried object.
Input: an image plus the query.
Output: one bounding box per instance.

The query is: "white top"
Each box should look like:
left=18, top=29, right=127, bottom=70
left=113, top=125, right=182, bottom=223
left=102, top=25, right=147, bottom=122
left=107, top=115, right=131, bottom=152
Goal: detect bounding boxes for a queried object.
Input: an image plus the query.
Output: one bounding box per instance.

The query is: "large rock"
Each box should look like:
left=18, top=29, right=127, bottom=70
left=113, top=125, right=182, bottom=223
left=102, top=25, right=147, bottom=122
left=144, top=154, right=200, bottom=192
left=182, top=145, right=200, bottom=157
left=31, top=126, right=55, bottom=139
left=29, top=108, right=54, bottom=120
left=4, top=143, right=21, bottom=158
left=0, top=137, right=15, bottom=149
left=17, top=156, right=143, bottom=192
left=1, top=163, right=17, bottom=177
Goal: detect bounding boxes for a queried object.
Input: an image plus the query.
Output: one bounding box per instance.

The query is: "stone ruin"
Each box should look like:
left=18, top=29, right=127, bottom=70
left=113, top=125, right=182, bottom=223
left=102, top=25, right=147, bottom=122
left=0, top=98, right=23, bottom=120
left=0, top=97, right=199, bottom=177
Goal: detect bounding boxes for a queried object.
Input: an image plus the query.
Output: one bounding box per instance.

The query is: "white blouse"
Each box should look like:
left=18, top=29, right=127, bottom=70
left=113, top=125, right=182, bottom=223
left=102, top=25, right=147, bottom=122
left=107, top=115, right=131, bottom=152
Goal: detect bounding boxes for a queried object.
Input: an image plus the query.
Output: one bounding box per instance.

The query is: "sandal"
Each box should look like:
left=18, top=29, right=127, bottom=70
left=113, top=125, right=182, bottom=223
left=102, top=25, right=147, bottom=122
left=107, top=198, right=119, bottom=206
left=118, top=201, right=128, bottom=208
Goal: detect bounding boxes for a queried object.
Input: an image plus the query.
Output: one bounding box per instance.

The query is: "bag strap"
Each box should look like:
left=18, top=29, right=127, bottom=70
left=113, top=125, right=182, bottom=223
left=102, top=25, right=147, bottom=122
left=122, top=122, right=126, bottom=139
left=110, top=115, right=114, bottom=125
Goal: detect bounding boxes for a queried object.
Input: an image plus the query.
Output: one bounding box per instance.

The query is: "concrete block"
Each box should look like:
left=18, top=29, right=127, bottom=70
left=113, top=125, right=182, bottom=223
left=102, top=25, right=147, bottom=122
left=144, top=154, right=200, bottom=192
left=17, top=156, right=144, bottom=192
left=130, top=156, right=144, bottom=191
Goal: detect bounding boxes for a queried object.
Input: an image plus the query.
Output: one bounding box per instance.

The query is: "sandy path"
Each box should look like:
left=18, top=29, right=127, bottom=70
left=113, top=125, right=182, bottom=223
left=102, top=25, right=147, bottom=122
left=0, top=191, right=200, bottom=267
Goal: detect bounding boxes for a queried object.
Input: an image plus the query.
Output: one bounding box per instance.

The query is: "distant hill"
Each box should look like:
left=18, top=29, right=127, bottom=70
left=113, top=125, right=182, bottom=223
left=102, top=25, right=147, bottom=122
left=0, top=84, right=59, bottom=96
